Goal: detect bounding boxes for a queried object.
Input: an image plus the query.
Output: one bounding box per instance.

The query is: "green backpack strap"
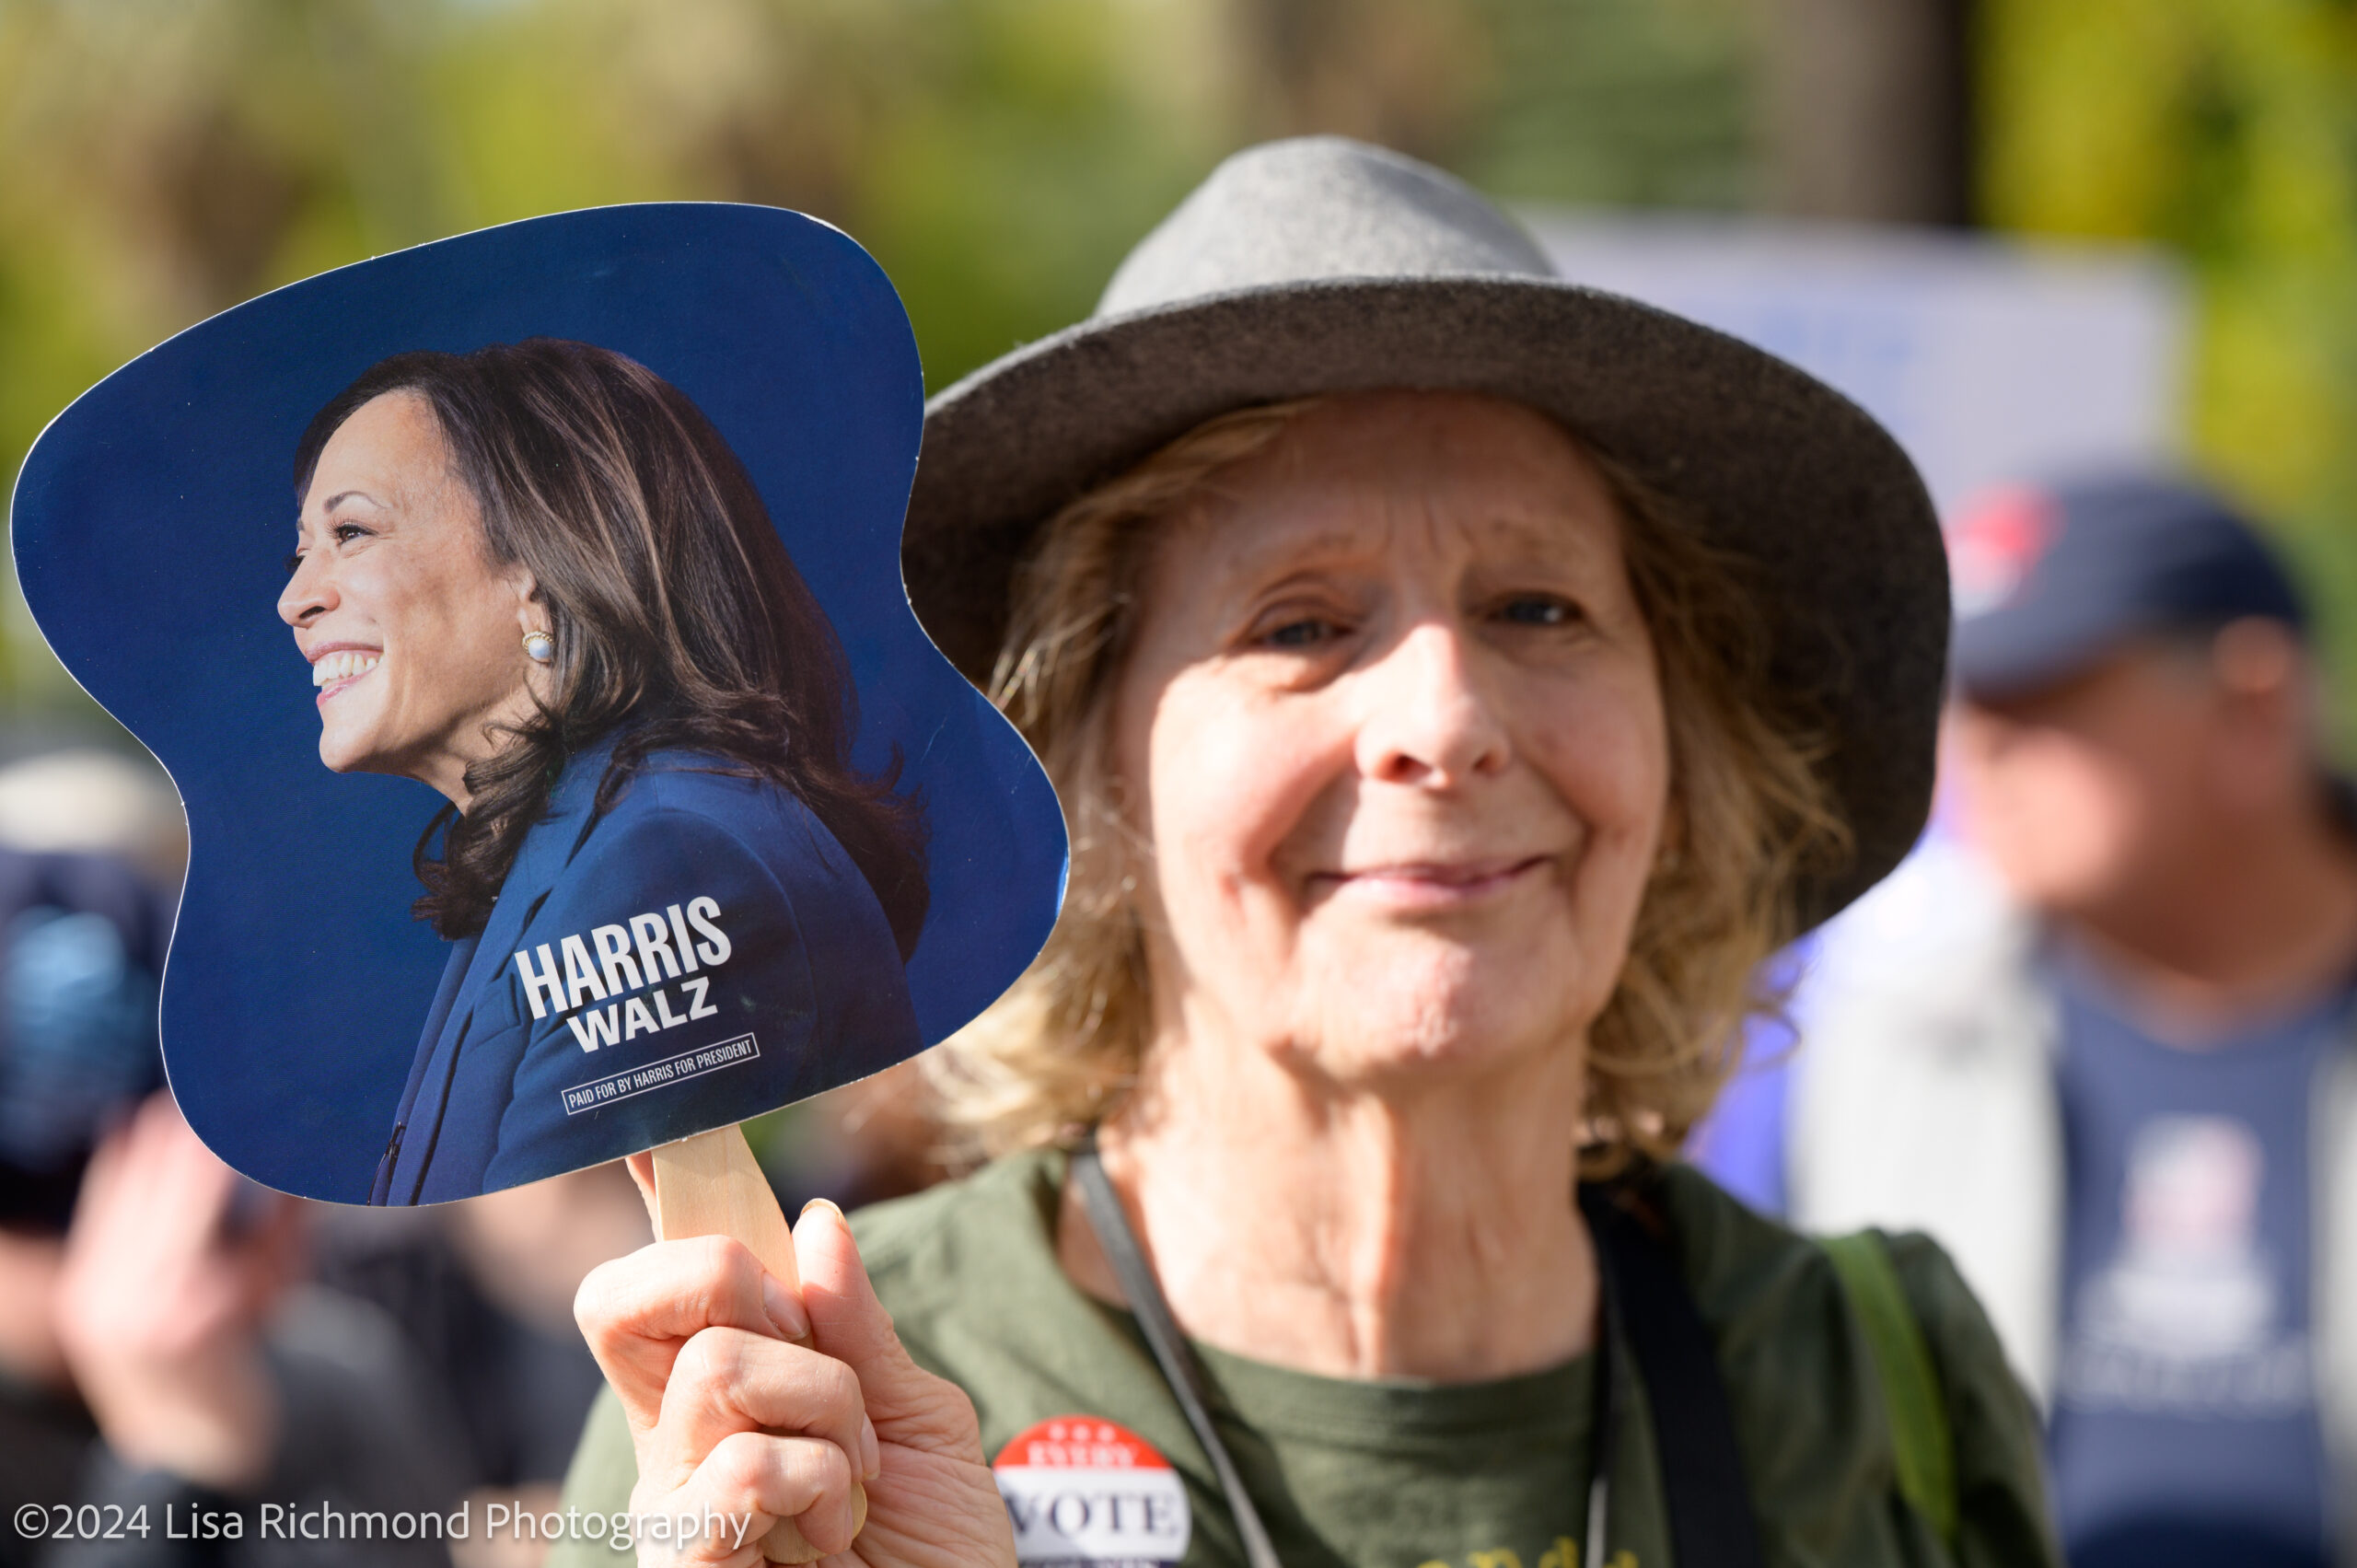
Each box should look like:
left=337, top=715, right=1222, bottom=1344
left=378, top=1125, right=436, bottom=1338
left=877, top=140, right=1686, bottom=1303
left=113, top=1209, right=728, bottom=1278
left=1822, top=1230, right=1959, bottom=1544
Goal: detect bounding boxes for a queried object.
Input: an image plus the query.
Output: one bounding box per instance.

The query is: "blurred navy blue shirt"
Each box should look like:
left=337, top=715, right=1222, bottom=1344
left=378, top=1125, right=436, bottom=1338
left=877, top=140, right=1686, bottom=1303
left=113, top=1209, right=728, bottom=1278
left=2048, top=950, right=2340, bottom=1568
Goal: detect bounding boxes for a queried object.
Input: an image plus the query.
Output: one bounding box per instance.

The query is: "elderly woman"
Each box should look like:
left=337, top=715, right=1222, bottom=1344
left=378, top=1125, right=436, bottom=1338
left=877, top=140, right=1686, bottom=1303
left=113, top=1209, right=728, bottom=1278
left=559, top=140, right=2054, bottom=1566
left=281, top=339, right=927, bottom=1203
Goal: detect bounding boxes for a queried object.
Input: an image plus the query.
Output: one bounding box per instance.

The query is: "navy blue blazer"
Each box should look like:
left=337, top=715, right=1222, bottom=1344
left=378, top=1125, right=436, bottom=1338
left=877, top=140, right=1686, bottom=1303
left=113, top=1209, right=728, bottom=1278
left=370, top=739, right=922, bottom=1203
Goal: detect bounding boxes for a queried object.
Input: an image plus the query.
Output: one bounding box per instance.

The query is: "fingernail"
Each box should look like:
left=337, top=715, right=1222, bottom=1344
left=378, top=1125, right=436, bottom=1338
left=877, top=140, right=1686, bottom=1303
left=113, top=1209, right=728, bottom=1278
left=800, top=1196, right=846, bottom=1223
left=761, top=1272, right=810, bottom=1342
left=860, top=1413, right=881, bottom=1480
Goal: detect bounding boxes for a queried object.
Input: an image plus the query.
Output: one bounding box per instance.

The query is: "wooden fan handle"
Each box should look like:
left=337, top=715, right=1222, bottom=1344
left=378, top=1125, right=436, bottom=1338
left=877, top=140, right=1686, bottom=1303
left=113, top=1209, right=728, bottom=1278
left=649, top=1124, right=868, bottom=1563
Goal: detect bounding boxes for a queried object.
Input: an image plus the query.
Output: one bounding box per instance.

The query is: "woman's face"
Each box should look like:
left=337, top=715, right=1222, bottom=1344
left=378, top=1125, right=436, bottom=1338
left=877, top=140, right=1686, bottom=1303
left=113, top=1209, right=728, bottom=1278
left=1113, top=390, right=1670, bottom=1086
left=278, top=391, right=540, bottom=804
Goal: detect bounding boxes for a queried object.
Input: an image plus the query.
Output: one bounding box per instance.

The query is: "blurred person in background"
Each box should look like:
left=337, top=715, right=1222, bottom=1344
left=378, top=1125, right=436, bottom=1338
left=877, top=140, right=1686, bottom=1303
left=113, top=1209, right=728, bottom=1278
left=0, top=839, right=175, bottom=1517
left=0, top=813, right=472, bottom=1566
left=43, top=1096, right=467, bottom=1568
left=1790, top=474, right=2357, bottom=1568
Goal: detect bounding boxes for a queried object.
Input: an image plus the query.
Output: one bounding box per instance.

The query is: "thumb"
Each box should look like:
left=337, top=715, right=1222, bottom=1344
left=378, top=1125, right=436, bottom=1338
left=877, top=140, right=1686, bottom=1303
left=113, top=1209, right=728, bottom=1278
left=792, top=1199, right=975, bottom=1458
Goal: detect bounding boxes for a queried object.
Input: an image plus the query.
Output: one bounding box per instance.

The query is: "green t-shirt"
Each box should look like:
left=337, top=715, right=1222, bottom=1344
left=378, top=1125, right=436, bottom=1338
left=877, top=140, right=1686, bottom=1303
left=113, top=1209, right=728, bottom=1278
left=553, top=1150, right=2057, bottom=1568
left=1184, top=1342, right=1603, bottom=1568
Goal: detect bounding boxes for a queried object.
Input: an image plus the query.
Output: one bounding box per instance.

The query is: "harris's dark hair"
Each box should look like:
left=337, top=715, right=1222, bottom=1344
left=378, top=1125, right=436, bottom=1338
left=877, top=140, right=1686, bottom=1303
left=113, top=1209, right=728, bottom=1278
left=294, top=338, right=928, bottom=957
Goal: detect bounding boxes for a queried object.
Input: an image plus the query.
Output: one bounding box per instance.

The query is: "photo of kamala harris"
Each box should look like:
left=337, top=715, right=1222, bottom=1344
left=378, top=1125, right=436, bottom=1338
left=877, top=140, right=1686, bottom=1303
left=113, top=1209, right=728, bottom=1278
left=277, top=338, right=928, bottom=1203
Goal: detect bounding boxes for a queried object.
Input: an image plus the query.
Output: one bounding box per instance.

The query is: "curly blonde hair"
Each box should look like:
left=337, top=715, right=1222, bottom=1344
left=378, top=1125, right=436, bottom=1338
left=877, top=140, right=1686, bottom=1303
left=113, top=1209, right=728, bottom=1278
left=924, top=396, right=1851, bottom=1167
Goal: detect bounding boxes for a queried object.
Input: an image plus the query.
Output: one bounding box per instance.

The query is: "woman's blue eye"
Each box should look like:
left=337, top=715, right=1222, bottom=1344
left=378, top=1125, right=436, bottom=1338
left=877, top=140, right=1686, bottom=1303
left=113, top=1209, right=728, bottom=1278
left=1266, top=619, right=1332, bottom=648
left=1501, top=597, right=1575, bottom=627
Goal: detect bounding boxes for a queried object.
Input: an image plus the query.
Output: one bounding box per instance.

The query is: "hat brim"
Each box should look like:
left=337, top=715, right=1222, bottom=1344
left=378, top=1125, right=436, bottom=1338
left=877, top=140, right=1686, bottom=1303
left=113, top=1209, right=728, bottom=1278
left=903, top=274, right=1948, bottom=930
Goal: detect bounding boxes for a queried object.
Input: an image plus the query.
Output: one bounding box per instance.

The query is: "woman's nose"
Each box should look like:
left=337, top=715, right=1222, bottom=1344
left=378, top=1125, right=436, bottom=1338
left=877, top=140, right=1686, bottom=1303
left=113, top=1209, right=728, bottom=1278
left=278, top=552, right=335, bottom=627
left=1353, top=621, right=1512, bottom=786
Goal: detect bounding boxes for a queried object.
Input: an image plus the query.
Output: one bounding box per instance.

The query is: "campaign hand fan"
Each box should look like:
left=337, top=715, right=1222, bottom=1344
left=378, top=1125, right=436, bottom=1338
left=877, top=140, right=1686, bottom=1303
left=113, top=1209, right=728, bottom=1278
left=10, top=204, right=1066, bottom=1560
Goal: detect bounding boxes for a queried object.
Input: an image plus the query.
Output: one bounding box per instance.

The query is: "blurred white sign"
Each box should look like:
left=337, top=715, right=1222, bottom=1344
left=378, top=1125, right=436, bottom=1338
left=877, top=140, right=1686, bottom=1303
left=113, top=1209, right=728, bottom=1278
left=1525, top=211, right=2189, bottom=517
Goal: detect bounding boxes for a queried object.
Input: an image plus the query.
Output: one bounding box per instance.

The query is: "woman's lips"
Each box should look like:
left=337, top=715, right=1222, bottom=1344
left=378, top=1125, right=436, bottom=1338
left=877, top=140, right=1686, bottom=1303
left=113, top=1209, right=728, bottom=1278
left=310, top=647, right=381, bottom=704
left=1310, top=854, right=1552, bottom=910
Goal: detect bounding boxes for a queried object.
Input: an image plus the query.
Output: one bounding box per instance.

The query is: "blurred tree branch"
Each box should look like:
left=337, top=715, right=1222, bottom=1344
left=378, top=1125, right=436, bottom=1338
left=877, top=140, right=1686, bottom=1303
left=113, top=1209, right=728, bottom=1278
left=1754, top=0, right=1971, bottom=223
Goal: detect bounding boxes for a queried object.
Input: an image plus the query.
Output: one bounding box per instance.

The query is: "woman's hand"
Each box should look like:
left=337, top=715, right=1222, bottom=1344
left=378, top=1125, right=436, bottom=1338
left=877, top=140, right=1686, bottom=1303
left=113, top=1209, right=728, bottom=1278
left=575, top=1196, right=1016, bottom=1568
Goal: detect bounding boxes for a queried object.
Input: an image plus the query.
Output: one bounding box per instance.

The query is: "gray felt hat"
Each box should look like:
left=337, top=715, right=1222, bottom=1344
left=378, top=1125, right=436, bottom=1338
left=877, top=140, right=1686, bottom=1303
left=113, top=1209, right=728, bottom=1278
left=903, top=135, right=1948, bottom=930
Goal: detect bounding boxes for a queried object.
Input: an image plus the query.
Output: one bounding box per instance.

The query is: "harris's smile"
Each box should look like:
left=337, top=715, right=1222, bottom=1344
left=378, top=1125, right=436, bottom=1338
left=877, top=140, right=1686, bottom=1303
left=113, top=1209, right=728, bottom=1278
left=307, top=644, right=381, bottom=700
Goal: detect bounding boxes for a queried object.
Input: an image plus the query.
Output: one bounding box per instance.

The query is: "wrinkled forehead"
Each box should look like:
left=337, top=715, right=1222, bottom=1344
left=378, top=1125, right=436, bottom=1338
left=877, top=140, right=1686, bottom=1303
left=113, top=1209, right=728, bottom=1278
left=1165, top=389, right=1630, bottom=581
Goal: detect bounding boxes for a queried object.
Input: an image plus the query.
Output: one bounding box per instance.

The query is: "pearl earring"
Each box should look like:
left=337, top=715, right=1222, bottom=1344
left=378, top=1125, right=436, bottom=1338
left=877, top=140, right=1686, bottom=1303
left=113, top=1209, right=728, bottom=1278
left=523, top=630, right=555, bottom=664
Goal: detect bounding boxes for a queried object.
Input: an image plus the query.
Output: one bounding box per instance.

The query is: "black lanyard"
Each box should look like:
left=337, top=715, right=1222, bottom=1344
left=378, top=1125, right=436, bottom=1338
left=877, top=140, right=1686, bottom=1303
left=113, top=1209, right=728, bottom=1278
left=1070, top=1139, right=1626, bottom=1568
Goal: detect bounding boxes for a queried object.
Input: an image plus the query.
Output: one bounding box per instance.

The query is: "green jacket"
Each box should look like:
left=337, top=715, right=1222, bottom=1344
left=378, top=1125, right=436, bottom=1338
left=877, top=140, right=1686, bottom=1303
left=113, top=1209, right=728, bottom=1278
left=555, top=1150, right=2058, bottom=1568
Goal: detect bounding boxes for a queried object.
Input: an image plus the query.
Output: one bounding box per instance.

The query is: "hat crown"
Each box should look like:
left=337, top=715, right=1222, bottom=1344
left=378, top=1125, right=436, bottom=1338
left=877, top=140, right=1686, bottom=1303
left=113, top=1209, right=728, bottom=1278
left=1097, top=136, right=1556, bottom=319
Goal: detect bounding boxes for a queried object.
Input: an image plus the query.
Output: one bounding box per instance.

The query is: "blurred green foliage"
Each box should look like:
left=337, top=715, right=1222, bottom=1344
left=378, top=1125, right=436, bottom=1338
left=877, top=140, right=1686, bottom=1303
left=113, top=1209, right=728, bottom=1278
left=1464, top=0, right=1754, bottom=208
left=22, top=0, right=2357, bottom=737
left=48, top=0, right=2357, bottom=730
left=0, top=0, right=1219, bottom=711
left=1981, top=0, right=2357, bottom=738
left=0, top=0, right=1757, bottom=725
